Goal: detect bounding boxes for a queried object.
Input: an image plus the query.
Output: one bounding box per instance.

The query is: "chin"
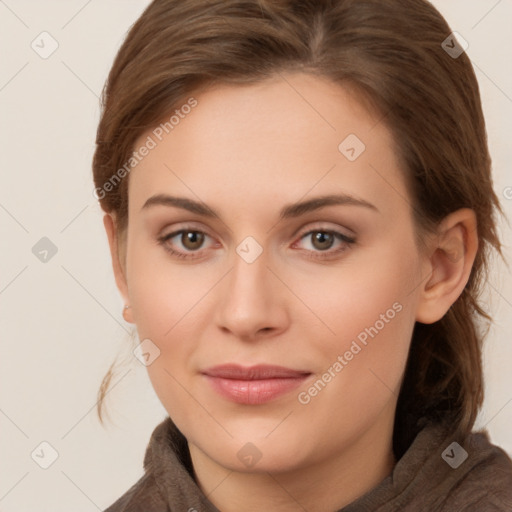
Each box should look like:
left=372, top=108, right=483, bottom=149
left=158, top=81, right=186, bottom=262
left=193, top=422, right=312, bottom=473
left=221, top=442, right=307, bottom=474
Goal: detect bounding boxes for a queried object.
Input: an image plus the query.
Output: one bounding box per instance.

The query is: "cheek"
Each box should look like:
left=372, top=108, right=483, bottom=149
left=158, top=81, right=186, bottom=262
left=290, top=276, right=416, bottom=445
left=125, top=241, right=223, bottom=416
left=291, top=235, right=419, bottom=414
left=126, top=234, right=216, bottom=339
left=294, top=241, right=418, bottom=354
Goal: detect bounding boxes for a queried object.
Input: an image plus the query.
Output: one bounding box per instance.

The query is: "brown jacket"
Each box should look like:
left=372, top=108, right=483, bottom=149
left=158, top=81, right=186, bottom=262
left=104, top=416, right=512, bottom=511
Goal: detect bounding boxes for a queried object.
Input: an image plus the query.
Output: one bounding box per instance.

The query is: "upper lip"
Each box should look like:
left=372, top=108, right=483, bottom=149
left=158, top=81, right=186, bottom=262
left=201, top=364, right=311, bottom=380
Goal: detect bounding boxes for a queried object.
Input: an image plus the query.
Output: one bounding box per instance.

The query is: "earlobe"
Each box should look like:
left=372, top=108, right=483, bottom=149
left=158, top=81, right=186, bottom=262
left=415, top=209, right=478, bottom=324
left=103, top=214, right=134, bottom=323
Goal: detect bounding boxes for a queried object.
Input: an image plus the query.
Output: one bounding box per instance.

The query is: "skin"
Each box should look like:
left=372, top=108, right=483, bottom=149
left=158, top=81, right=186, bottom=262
left=104, top=72, right=478, bottom=512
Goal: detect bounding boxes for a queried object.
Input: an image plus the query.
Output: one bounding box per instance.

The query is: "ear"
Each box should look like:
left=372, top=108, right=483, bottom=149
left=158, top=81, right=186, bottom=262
left=103, top=213, right=134, bottom=324
left=415, top=208, right=478, bottom=324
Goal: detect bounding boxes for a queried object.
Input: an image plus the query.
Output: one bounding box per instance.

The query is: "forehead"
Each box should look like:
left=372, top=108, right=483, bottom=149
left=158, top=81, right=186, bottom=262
left=128, top=72, right=407, bottom=218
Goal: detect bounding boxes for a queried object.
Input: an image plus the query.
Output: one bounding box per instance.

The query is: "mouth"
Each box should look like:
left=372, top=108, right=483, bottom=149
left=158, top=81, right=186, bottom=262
left=201, top=364, right=312, bottom=405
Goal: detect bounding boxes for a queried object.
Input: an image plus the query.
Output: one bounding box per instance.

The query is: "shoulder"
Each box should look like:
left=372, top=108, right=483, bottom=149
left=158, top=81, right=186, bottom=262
left=440, top=429, right=512, bottom=511
left=103, top=470, right=167, bottom=512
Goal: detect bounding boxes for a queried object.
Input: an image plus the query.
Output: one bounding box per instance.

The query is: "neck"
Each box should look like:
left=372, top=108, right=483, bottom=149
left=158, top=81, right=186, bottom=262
left=188, top=412, right=397, bottom=512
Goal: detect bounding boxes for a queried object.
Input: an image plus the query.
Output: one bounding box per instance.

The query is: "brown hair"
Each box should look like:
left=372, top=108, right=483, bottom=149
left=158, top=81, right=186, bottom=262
left=93, top=0, right=504, bottom=458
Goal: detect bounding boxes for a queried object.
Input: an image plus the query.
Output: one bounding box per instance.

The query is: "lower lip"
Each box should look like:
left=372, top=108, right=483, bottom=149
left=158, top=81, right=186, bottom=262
left=204, top=375, right=309, bottom=405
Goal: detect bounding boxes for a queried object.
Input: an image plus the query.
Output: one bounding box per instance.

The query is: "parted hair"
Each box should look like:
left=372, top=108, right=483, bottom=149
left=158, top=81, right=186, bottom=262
left=92, top=0, right=504, bottom=459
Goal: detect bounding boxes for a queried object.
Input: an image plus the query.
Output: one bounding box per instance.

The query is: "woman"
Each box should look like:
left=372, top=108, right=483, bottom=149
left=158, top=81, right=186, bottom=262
left=93, top=0, right=512, bottom=510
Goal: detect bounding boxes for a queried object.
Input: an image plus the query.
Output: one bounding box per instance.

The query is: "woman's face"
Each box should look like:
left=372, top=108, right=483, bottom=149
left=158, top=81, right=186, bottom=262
left=119, top=73, right=429, bottom=473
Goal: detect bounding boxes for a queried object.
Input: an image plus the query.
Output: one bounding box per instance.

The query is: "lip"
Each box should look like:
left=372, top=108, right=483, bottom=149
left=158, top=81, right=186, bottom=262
left=201, top=364, right=311, bottom=405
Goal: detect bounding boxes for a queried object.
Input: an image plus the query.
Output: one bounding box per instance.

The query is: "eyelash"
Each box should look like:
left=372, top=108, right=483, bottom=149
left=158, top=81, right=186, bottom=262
left=157, top=226, right=356, bottom=261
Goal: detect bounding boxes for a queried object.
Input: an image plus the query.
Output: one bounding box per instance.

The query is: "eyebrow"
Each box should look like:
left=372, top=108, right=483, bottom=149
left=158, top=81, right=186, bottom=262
left=141, top=193, right=378, bottom=220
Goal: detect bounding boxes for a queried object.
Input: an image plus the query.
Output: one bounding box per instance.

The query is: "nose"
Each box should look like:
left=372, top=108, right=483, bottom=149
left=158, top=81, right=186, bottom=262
left=214, top=244, right=289, bottom=342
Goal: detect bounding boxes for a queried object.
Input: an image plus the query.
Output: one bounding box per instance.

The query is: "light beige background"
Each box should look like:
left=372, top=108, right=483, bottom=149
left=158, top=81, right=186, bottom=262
left=1, top=1, right=511, bottom=510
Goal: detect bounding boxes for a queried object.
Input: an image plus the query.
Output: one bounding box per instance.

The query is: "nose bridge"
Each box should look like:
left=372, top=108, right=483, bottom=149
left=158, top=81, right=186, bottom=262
left=227, top=241, right=272, bottom=310
left=234, top=242, right=268, bottom=288
left=214, top=238, right=287, bottom=338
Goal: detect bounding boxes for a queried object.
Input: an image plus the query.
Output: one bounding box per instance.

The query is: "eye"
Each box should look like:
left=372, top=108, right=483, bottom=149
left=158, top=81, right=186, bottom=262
left=157, top=225, right=356, bottom=261
left=293, top=228, right=356, bottom=260
left=157, top=228, right=215, bottom=260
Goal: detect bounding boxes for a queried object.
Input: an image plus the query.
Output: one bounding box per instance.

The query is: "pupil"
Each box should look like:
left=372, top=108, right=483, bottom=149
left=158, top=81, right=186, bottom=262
left=183, top=231, right=204, bottom=250
left=313, top=232, right=333, bottom=250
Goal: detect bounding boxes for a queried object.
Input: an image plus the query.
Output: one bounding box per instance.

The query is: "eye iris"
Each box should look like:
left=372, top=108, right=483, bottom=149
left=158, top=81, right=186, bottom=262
left=182, top=231, right=204, bottom=250
left=312, top=231, right=334, bottom=251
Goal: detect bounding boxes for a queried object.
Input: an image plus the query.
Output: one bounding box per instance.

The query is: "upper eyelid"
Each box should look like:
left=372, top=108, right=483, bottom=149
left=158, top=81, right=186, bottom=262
left=162, top=222, right=350, bottom=236
left=161, top=219, right=354, bottom=237
left=159, top=222, right=214, bottom=240
left=296, top=224, right=354, bottom=238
